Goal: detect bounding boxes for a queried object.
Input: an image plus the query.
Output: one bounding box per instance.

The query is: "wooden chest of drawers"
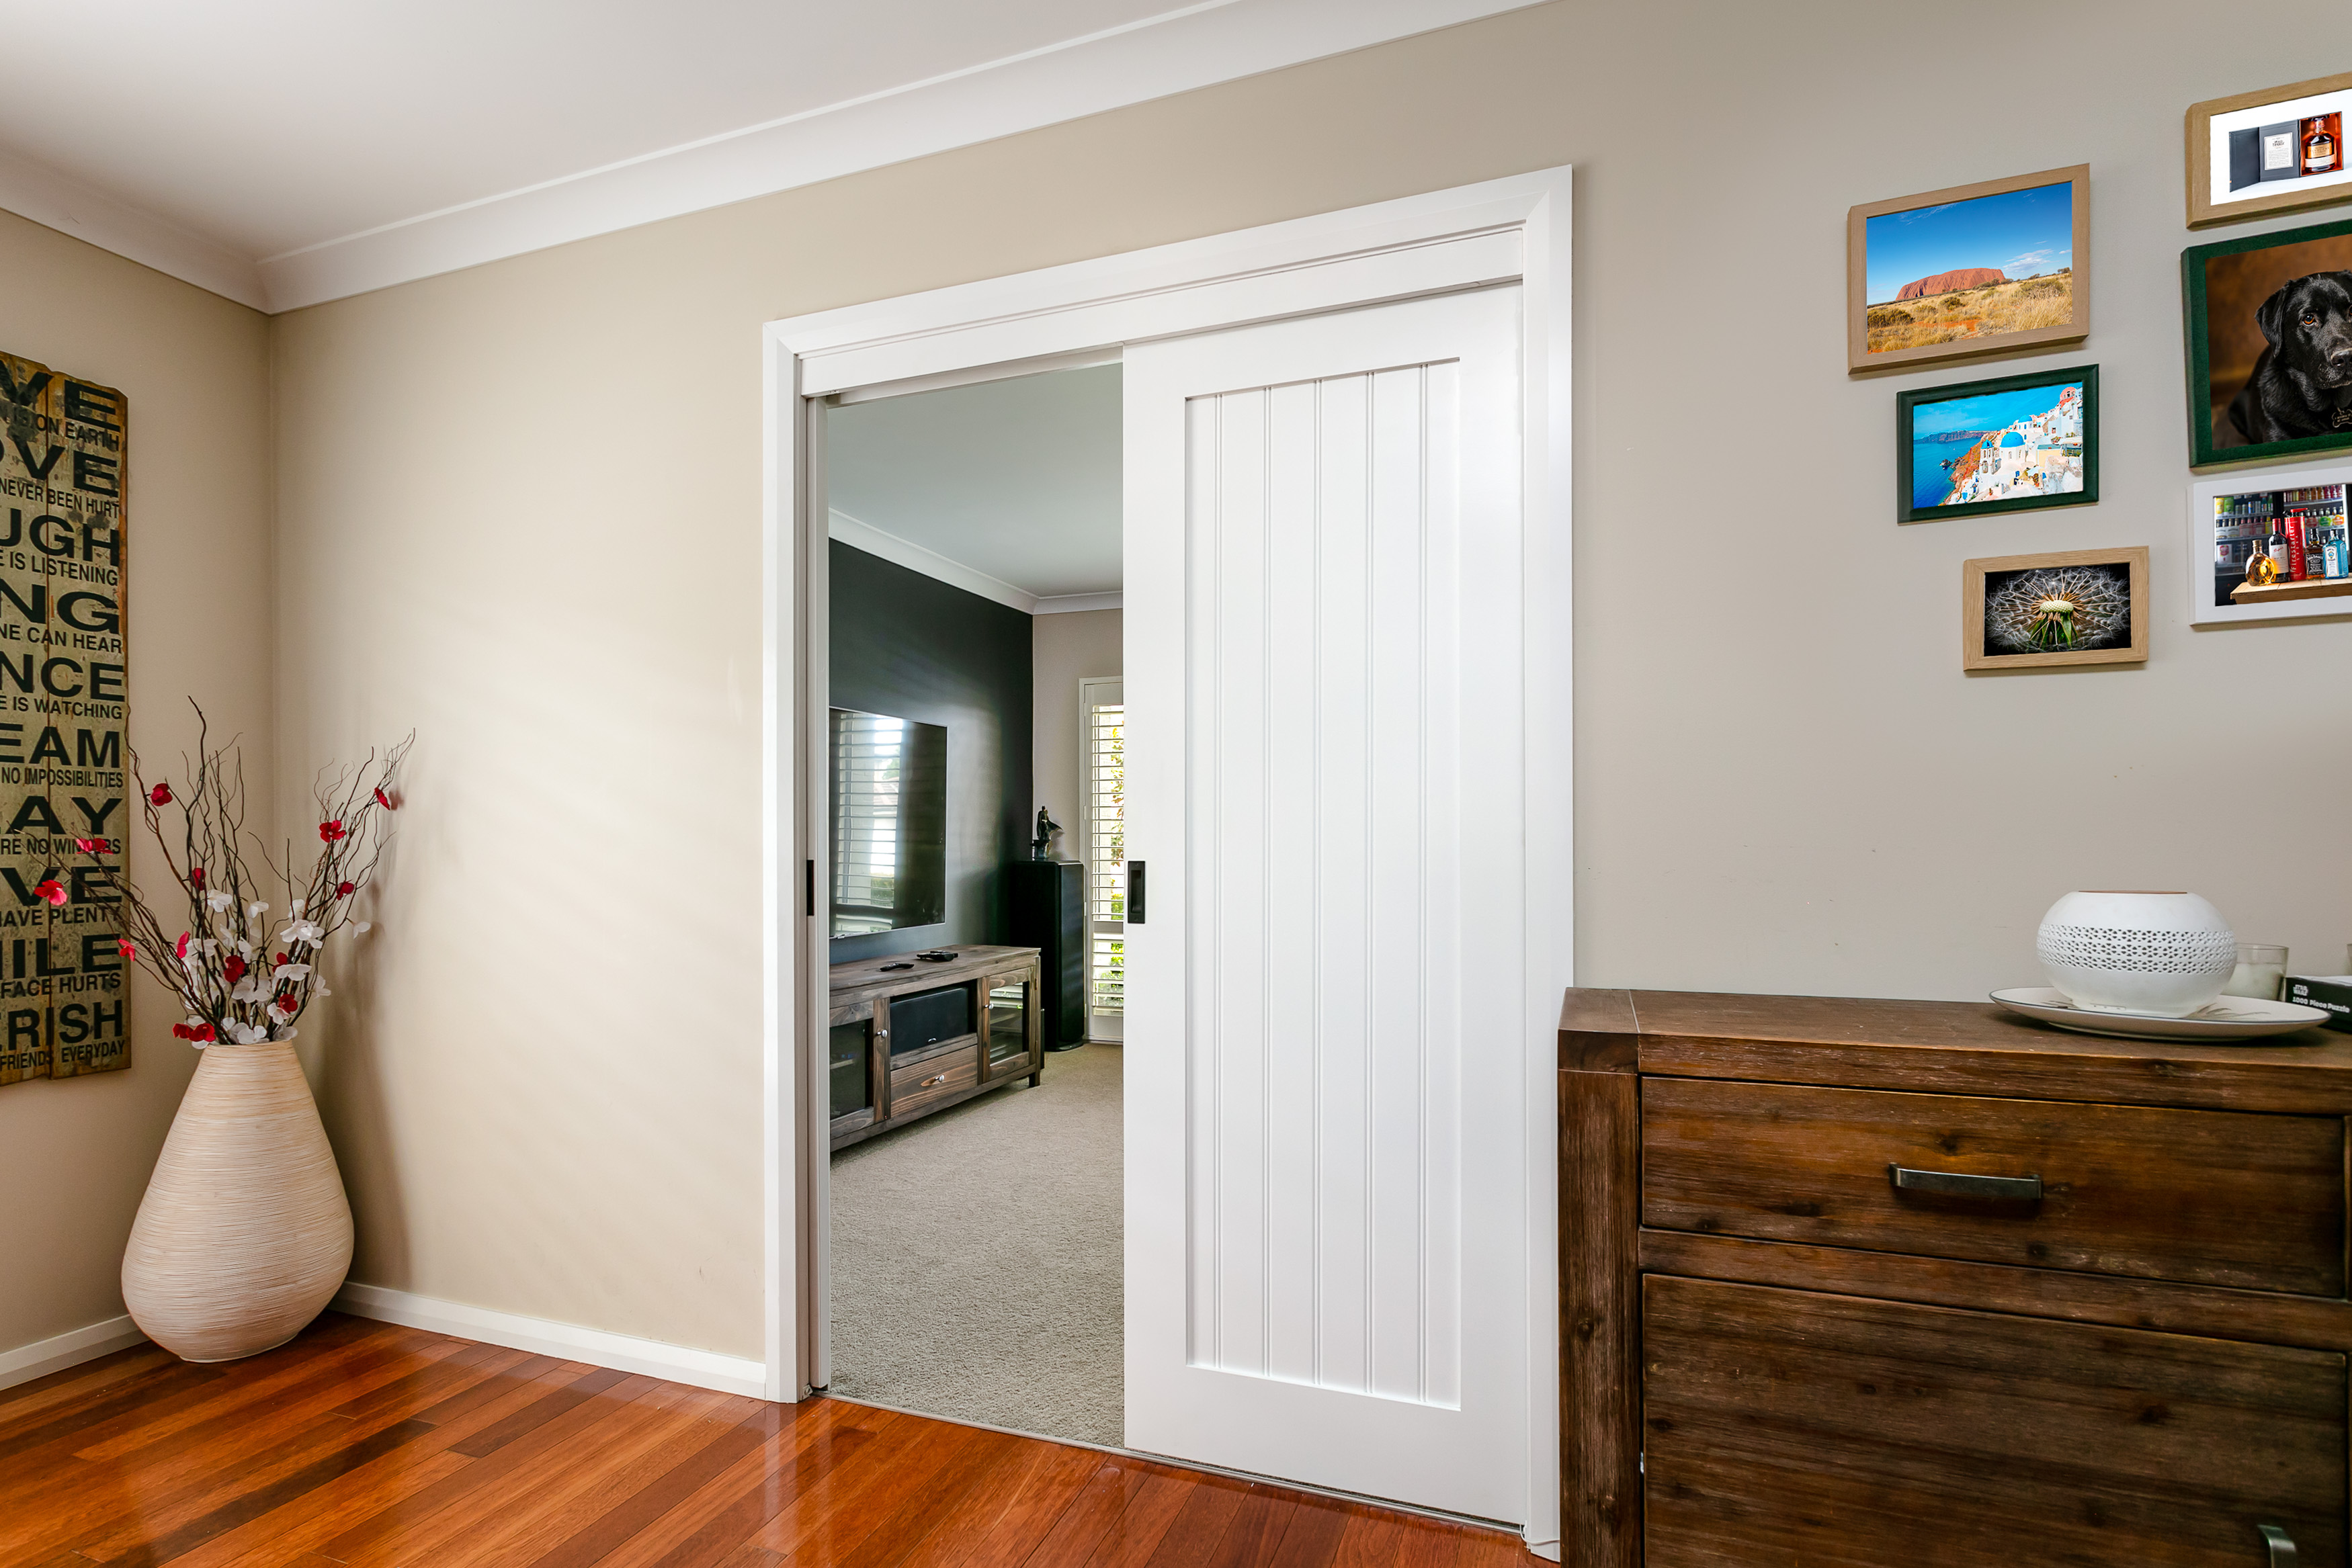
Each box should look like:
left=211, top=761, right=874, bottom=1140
left=1562, top=989, right=2352, bottom=1568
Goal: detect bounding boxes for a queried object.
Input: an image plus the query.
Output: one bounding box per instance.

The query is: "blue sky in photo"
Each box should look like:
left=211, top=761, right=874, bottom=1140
left=1910, top=380, right=2076, bottom=437
left=1865, top=183, right=2073, bottom=304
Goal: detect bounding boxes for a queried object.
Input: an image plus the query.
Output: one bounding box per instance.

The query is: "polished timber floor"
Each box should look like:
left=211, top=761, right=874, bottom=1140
left=0, top=1314, right=1538, bottom=1568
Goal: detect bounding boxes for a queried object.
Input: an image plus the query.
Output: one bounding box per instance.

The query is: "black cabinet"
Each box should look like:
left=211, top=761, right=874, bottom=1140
left=1008, top=859, right=1086, bottom=1050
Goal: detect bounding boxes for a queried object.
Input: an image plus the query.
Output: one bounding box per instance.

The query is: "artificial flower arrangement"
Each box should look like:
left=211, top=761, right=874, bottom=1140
left=71, top=708, right=411, bottom=1048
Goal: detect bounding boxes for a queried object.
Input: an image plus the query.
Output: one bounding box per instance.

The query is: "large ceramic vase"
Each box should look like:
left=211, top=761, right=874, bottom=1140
left=121, top=1041, right=353, bottom=1362
left=2035, top=889, right=2238, bottom=1018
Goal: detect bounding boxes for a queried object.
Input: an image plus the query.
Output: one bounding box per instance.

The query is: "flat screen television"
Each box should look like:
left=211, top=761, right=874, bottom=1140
left=829, top=707, right=948, bottom=939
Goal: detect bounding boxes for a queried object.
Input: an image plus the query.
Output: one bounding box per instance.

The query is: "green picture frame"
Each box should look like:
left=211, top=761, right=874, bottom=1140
left=1898, top=364, right=2098, bottom=523
left=2183, top=215, right=2352, bottom=468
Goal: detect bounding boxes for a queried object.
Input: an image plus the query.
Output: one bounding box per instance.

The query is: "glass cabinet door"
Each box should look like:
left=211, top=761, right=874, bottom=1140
left=830, top=1018, right=874, bottom=1122
left=983, top=975, right=1033, bottom=1078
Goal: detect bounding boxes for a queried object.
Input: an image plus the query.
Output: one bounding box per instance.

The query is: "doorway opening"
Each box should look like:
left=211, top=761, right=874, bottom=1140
left=817, top=361, right=1126, bottom=1448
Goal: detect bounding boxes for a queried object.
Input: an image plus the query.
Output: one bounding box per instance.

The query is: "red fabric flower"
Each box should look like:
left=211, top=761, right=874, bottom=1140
left=117, top=939, right=135, bottom=959
left=172, top=1021, right=216, bottom=1043
left=149, top=782, right=173, bottom=806
left=374, top=787, right=397, bottom=810
left=33, top=879, right=63, bottom=906
left=319, top=819, right=347, bottom=842
left=337, top=881, right=356, bottom=898
left=274, top=951, right=289, bottom=967
left=222, top=955, right=247, bottom=983
left=72, top=836, right=108, bottom=854
left=175, top=932, right=191, bottom=959
left=190, top=867, right=205, bottom=889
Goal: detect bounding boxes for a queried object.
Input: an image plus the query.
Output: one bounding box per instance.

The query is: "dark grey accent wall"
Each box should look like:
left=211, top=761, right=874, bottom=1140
left=829, top=539, right=1032, bottom=964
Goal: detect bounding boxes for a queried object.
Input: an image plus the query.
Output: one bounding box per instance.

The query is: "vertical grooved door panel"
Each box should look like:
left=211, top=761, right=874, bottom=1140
left=1126, top=286, right=1526, bottom=1522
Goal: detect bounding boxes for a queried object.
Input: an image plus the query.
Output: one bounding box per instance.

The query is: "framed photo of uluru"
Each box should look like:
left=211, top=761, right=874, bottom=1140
left=1847, top=165, right=2091, bottom=374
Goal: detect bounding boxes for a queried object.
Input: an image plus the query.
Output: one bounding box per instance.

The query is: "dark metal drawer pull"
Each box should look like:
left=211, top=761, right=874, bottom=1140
left=2260, top=1522, right=2296, bottom=1565
left=1888, top=1165, right=2043, bottom=1201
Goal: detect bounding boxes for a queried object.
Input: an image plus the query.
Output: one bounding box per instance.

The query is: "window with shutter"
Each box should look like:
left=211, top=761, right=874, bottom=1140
left=1080, top=678, right=1125, bottom=1040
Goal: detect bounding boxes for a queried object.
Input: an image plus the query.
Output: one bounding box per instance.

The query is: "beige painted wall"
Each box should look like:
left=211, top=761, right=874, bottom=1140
left=1033, top=609, right=1121, bottom=862
left=0, top=212, right=271, bottom=1360
left=271, top=0, right=2352, bottom=1360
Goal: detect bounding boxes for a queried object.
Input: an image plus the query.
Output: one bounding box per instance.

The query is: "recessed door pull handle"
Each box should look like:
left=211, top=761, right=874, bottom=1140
left=2259, top=1522, right=2296, bottom=1565
left=1888, top=1165, right=2043, bottom=1202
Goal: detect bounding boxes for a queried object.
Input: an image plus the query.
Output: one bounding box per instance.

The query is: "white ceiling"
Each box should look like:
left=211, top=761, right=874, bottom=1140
left=827, top=363, right=1122, bottom=609
left=0, top=0, right=1538, bottom=312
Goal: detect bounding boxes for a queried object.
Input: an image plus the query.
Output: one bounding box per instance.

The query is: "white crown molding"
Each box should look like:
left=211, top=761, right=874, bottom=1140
left=0, top=149, right=264, bottom=310
left=831, top=507, right=1121, bottom=614
left=0, top=1313, right=146, bottom=1393
left=332, top=1282, right=768, bottom=1399
left=249, top=0, right=1541, bottom=312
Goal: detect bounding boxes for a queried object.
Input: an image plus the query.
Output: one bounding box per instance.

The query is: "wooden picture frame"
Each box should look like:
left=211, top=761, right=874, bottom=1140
left=2183, top=216, right=2352, bottom=469
left=2187, top=71, right=2352, bottom=228
left=1898, top=364, right=2097, bottom=523
left=1848, top=165, right=2090, bottom=375
left=2187, top=455, right=2352, bottom=627
left=1961, top=546, right=2148, bottom=672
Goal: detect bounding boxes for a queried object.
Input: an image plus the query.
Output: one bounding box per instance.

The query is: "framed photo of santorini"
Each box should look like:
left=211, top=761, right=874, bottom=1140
left=1847, top=165, right=2091, bottom=373
left=1897, top=365, right=2097, bottom=523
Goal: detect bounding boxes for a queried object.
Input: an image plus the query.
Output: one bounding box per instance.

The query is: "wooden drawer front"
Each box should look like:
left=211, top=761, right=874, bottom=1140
left=1644, top=1078, right=2345, bottom=1296
left=1644, top=1276, right=2347, bottom=1567
left=889, top=1049, right=978, bottom=1117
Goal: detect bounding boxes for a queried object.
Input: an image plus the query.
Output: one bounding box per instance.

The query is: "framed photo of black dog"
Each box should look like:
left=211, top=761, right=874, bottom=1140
left=2184, top=217, right=2352, bottom=467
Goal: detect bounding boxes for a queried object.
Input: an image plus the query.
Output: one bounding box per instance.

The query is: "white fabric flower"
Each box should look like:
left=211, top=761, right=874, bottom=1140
left=352, top=922, right=372, bottom=937
left=278, top=919, right=324, bottom=947
left=290, top=897, right=306, bottom=917
left=206, top=890, right=233, bottom=912
left=272, top=962, right=312, bottom=982
left=273, top=1025, right=298, bottom=1041
left=226, top=1020, right=269, bottom=1045
left=246, top=901, right=267, bottom=918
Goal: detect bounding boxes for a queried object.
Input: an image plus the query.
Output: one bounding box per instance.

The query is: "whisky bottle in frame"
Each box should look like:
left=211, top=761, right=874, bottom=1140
left=2306, top=118, right=2339, bottom=176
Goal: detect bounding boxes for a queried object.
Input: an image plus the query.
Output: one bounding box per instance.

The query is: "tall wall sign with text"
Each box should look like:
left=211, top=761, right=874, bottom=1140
left=0, top=349, right=128, bottom=1086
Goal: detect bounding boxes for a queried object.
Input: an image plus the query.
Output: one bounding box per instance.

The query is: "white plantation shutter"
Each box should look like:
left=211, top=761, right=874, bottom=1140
left=831, top=710, right=902, bottom=935
left=1081, top=679, right=1125, bottom=1037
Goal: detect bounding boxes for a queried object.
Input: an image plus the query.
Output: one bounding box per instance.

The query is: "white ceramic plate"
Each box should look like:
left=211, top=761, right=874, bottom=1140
left=1990, top=986, right=2333, bottom=1043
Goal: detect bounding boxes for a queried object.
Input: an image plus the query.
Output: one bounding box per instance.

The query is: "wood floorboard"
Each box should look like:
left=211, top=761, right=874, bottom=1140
left=0, top=1318, right=1541, bottom=1568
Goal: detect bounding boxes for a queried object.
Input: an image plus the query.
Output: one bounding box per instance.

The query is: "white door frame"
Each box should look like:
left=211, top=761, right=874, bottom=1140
left=759, top=165, right=1572, bottom=1551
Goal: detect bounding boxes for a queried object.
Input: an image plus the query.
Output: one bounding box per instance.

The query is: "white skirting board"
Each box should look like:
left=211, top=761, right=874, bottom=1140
left=0, top=1314, right=147, bottom=1393
left=331, top=1282, right=771, bottom=1399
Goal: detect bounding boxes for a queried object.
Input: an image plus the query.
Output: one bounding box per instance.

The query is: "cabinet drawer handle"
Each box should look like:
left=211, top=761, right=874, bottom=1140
left=921, top=1073, right=950, bottom=1088
left=1888, top=1165, right=2043, bottom=1202
left=2260, top=1523, right=2296, bottom=1565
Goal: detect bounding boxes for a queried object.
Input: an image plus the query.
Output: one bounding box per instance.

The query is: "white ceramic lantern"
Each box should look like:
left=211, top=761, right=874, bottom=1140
left=2035, top=890, right=2237, bottom=1017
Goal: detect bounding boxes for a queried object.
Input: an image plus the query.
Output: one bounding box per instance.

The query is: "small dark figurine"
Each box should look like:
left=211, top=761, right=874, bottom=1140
left=1031, top=808, right=1061, bottom=861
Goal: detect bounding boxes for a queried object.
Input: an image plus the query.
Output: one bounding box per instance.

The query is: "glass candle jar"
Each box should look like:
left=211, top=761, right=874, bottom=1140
left=2220, top=943, right=2288, bottom=1000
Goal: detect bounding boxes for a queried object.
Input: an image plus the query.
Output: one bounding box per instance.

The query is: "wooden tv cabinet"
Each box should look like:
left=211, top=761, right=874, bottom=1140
left=829, top=945, right=1043, bottom=1150
left=1562, top=987, right=2352, bottom=1567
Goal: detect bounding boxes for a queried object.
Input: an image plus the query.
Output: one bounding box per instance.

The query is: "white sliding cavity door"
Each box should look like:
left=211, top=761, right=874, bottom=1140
left=1122, top=286, right=1527, bottom=1521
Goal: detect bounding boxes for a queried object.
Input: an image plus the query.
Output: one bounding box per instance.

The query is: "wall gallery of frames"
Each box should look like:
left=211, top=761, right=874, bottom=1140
left=1847, top=67, right=2352, bottom=670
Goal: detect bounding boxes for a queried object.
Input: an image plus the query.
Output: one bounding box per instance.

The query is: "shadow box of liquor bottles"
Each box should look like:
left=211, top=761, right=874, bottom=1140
left=2191, top=456, right=2352, bottom=625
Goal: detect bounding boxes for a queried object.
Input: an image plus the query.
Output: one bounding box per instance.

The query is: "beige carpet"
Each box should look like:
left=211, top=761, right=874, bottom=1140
left=827, top=1043, right=1122, bottom=1447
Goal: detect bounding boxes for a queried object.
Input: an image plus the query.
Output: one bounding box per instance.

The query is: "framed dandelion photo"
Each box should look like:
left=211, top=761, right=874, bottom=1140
left=1962, top=546, right=2148, bottom=672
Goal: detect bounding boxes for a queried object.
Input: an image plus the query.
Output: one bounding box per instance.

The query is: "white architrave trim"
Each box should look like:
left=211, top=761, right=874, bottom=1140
left=0, top=1314, right=146, bottom=1394
left=762, top=166, right=1571, bottom=1553
left=332, top=1283, right=768, bottom=1399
